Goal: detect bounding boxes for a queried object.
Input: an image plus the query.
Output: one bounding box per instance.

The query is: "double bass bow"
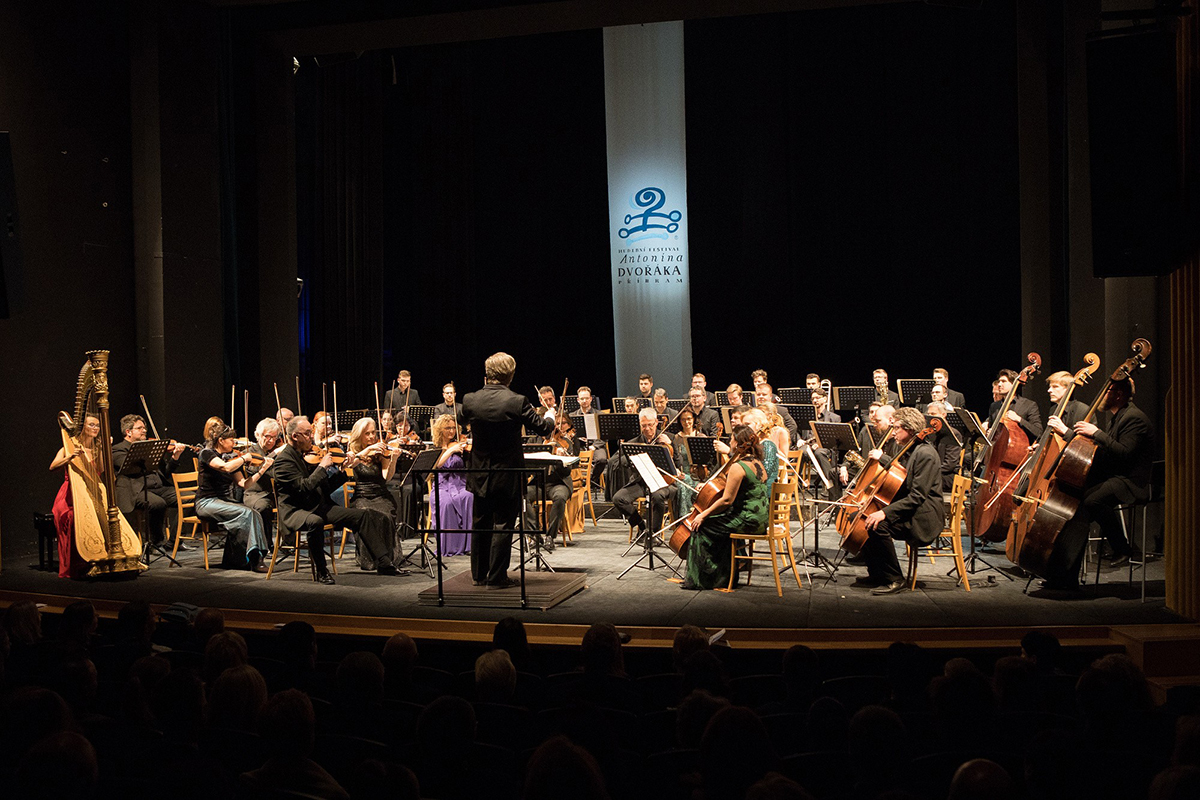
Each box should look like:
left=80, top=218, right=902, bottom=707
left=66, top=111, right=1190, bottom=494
left=973, top=353, right=1042, bottom=543
left=1007, top=338, right=1152, bottom=577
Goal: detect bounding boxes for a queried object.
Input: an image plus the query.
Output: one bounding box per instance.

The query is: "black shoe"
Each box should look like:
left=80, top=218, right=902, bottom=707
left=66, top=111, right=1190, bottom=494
left=871, top=580, right=907, bottom=595
left=377, top=565, right=410, bottom=576
left=489, top=577, right=519, bottom=589
left=1109, top=554, right=1131, bottom=569
left=315, top=571, right=335, bottom=585
left=1038, top=579, right=1081, bottom=592
left=845, top=554, right=868, bottom=566
left=251, top=562, right=268, bottom=574
left=851, top=577, right=882, bottom=588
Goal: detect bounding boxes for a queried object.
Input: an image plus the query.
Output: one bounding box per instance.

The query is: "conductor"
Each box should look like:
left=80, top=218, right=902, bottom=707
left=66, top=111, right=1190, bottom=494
left=462, top=352, right=555, bottom=588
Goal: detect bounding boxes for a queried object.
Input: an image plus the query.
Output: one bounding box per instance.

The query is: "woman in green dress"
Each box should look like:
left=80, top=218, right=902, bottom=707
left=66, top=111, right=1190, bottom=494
left=681, top=425, right=771, bottom=590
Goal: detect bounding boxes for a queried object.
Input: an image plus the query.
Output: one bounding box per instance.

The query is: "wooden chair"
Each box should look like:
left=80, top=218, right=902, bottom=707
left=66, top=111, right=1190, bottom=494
left=786, top=451, right=811, bottom=521
left=170, top=471, right=226, bottom=569
left=904, top=473, right=970, bottom=592
left=265, top=485, right=338, bottom=580
left=335, top=475, right=356, bottom=560
left=575, top=449, right=599, bottom=530
left=724, top=479, right=803, bottom=595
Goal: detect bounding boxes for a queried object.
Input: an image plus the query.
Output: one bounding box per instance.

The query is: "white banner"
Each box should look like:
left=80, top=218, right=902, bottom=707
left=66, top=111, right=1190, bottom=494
left=604, top=21, right=693, bottom=396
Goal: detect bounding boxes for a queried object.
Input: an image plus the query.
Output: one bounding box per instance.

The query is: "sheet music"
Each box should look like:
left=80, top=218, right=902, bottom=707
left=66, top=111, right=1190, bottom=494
left=523, top=451, right=580, bottom=468
left=582, top=413, right=599, bottom=441
left=630, top=453, right=667, bottom=493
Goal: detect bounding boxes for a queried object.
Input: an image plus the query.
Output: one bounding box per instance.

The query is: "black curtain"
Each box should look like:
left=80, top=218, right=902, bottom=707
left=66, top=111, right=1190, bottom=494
left=295, top=52, right=387, bottom=411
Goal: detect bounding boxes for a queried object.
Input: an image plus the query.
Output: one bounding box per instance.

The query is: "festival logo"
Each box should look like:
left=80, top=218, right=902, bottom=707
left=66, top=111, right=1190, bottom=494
left=618, top=187, right=682, bottom=242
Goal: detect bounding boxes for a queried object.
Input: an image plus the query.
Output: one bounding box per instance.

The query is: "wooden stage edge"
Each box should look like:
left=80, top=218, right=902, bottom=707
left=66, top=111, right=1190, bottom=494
left=3, top=586, right=1199, bottom=664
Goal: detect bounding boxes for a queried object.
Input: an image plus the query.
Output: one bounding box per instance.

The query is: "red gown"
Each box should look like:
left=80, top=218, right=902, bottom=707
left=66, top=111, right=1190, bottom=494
left=52, top=470, right=91, bottom=579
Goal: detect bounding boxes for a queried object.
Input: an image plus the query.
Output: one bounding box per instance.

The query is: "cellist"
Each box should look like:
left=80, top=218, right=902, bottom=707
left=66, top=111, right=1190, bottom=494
left=1043, top=377, right=1154, bottom=588
left=858, top=407, right=945, bottom=595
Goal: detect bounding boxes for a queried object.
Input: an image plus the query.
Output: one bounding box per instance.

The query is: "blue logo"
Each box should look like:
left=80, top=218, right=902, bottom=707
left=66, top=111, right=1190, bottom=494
left=618, top=187, right=681, bottom=241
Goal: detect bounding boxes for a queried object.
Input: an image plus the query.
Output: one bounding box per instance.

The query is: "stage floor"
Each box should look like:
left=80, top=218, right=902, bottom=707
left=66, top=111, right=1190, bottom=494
left=0, top=516, right=1186, bottom=633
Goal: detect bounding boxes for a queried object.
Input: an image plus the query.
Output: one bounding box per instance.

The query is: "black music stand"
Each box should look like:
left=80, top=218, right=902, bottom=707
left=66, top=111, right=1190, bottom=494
left=562, top=395, right=581, bottom=413
left=597, top=412, right=640, bottom=443
left=521, top=458, right=556, bottom=573
left=123, top=439, right=178, bottom=567
left=715, top=391, right=730, bottom=407
left=400, top=448, right=446, bottom=577
left=953, top=408, right=1012, bottom=583
left=784, top=403, right=817, bottom=430
left=335, top=410, right=371, bottom=431
left=522, top=443, right=553, bottom=454
left=898, top=379, right=937, bottom=408
left=665, top=398, right=687, bottom=412
left=832, top=386, right=879, bottom=425
left=686, top=435, right=719, bottom=471
left=616, top=442, right=681, bottom=578
left=803, top=423, right=858, bottom=576
left=404, top=405, right=436, bottom=437
left=778, top=387, right=807, bottom=404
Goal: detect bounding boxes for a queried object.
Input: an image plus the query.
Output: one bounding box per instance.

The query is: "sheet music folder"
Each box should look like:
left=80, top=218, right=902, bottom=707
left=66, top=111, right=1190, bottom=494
left=598, top=412, right=640, bottom=442
left=620, top=442, right=677, bottom=477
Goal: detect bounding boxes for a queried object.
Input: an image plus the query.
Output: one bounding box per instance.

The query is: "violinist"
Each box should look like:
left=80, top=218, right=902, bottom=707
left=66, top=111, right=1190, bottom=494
left=745, top=405, right=787, bottom=486
left=985, top=369, right=1043, bottom=439
left=652, top=387, right=671, bottom=420
left=276, top=407, right=295, bottom=433
left=857, top=407, right=945, bottom=595
left=691, top=373, right=718, bottom=408
left=346, top=417, right=405, bottom=574
left=430, top=414, right=473, bottom=557
left=537, top=386, right=560, bottom=424
left=275, top=416, right=403, bottom=585
left=242, top=418, right=285, bottom=535
left=637, top=373, right=654, bottom=399
left=724, top=384, right=750, bottom=408
left=388, top=411, right=421, bottom=445
left=687, top=387, right=721, bottom=437
left=384, top=369, right=423, bottom=410
left=1045, top=377, right=1154, bottom=587
left=378, top=410, right=396, bottom=438
left=1044, top=371, right=1092, bottom=439
left=195, top=426, right=272, bottom=572
left=432, top=382, right=466, bottom=431
left=112, top=414, right=188, bottom=547
left=679, top=425, right=770, bottom=591
left=311, top=411, right=344, bottom=450
left=755, top=384, right=797, bottom=445
left=49, top=412, right=102, bottom=579
left=524, top=413, right=579, bottom=552
left=203, top=416, right=226, bottom=444
left=574, top=386, right=608, bottom=488
left=613, top=408, right=678, bottom=545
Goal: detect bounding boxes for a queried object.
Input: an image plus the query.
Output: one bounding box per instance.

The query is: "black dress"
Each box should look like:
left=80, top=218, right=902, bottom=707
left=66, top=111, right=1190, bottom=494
left=352, top=460, right=399, bottom=569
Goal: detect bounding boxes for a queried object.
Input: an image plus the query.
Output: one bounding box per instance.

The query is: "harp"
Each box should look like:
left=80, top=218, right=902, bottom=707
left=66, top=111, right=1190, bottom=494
left=58, top=350, right=145, bottom=576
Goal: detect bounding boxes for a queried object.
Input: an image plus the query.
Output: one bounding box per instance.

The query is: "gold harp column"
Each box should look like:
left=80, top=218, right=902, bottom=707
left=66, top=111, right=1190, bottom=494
left=1166, top=0, right=1199, bottom=618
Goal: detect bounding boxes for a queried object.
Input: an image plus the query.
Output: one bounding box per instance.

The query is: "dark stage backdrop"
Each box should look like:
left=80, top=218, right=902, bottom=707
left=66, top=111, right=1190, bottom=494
left=294, top=2, right=1019, bottom=411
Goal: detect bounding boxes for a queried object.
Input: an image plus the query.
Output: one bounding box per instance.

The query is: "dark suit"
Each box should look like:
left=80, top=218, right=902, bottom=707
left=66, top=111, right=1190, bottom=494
left=432, top=401, right=465, bottom=430
left=112, top=439, right=178, bottom=544
left=524, top=438, right=579, bottom=547
left=933, top=428, right=963, bottom=492
left=777, top=405, right=799, bottom=445
left=612, top=432, right=678, bottom=543
left=384, top=387, right=423, bottom=412
left=273, top=444, right=396, bottom=576
left=877, top=388, right=901, bottom=407
left=691, top=405, right=720, bottom=437
left=462, top=383, right=555, bottom=584
left=861, top=441, right=944, bottom=584
left=945, top=388, right=966, bottom=409
left=802, top=409, right=841, bottom=497
left=987, top=395, right=1043, bottom=441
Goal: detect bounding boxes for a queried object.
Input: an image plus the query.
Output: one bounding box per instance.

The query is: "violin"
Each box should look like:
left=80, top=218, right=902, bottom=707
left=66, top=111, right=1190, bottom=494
left=303, top=441, right=347, bottom=466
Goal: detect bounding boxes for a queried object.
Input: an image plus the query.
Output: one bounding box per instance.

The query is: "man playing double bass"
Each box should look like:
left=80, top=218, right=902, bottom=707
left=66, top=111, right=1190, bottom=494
left=1043, top=377, right=1153, bottom=588
left=858, top=407, right=945, bottom=595
left=985, top=369, right=1043, bottom=440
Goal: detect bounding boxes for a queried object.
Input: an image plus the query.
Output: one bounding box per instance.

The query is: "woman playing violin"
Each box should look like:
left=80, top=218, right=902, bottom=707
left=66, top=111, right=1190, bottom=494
left=430, top=414, right=473, bottom=556
left=346, top=417, right=402, bottom=572
left=195, top=426, right=272, bottom=572
left=680, top=425, right=769, bottom=591
left=743, top=406, right=783, bottom=488
left=670, top=408, right=701, bottom=515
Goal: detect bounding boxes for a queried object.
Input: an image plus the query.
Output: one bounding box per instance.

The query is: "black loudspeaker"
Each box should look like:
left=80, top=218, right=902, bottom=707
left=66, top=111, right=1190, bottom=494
left=1087, top=28, right=1191, bottom=278
left=0, top=131, right=21, bottom=318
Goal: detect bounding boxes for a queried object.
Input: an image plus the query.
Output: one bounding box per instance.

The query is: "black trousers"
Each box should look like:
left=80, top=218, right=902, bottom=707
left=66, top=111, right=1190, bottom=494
left=126, top=486, right=176, bottom=545
left=524, top=481, right=572, bottom=542
left=860, top=517, right=914, bottom=584
left=291, top=504, right=394, bottom=574
left=471, top=491, right=522, bottom=585
left=613, top=484, right=677, bottom=541
left=1046, top=476, right=1146, bottom=587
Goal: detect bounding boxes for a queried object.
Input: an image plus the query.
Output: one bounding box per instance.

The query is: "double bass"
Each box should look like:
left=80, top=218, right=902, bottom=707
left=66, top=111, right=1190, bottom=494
left=1005, top=353, right=1101, bottom=563
left=58, top=351, right=146, bottom=576
left=973, top=353, right=1042, bottom=543
left=836, top=419, right=941, bottom=556
left=1008, top=339, right=1152, bottom=577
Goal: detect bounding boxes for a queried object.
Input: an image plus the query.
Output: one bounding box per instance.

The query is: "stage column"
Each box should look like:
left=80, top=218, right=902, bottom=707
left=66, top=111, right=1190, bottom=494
left=603, top=21, right=693, bottom=396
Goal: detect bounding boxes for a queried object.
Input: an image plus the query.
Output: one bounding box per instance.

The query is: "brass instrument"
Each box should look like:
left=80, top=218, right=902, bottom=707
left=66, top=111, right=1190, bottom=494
left=58, top=350, right=145, bottom=576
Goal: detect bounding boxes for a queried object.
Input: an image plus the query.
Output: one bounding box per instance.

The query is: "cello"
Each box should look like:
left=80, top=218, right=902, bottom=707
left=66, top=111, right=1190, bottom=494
left=667, top=457, right=734, bottom=557
left=973, top=353, right=1042, bottom=542
left=1008, top=339, right=1151, bottom=577
left=1005, top=353, right=1100, bottom=563
left=836, top=418, right=941, bottom=556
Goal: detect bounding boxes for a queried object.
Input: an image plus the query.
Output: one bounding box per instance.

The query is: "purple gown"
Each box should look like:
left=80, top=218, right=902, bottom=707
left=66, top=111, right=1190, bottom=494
left=431, top=452, right=473, bottom=556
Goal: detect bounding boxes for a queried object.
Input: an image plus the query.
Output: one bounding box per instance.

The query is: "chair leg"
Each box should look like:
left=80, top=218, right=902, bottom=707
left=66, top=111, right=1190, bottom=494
left=201, top=527, right=210, bottom=570
left=726, top=540, right=738, bottom=592
left=783, top=536, right=803, bottom=590
left=293, top=531, right=301, bottom=573
left=907, top=546, right=918, bottom=590
left=768, top=537, right=782, bottom=597
left=266, top=526, right=283, bottom=579
left=954, top=531, right=970, bottom=592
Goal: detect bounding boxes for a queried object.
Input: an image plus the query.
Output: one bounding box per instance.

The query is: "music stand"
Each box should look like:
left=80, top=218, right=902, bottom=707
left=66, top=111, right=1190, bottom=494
left=404, top=405, right=437, bottom=436
left=778, top=387, right=807, bottom=404
left=123, top=439, right=177, bottom=567
left=521, top=456, right=558, bottom=573
left=335, top=409, right=371, bottom=431
left=561, top=394, right=580, bottom=413
left=831, top=385, right=874, bottom=412
left=597, top=412, right=641, bottom=443
left=665, top=398, right=687, bottom=412
left=783, top=404, right=817, bottom=434
left=926, top=415, right=964, bottom=447
left=686, top=435, right=719, bottom=470
left=522, top=443, right=553, bottom=454
left=898, top=379, right=937, bottom=408
left=715, top=391, right=730, bottom=406
left=400, top=447, right=446, bottom=577
left=616, top=443, right=681, bottom=578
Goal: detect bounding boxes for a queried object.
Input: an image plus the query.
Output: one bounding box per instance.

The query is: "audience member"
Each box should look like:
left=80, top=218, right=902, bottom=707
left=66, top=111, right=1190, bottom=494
left=523, top=735, right=611, bottom=800
left=208, top=663, right=268, bottom=732
left=672, top=624, right=710, bottom=673
left=203, top=630, right=249, bottom=684
left=244, top=689, right=349, bottom=800
left=13, top=731, right=98, bottom=800
left=700, top=706, right=778, bottom=800
left=381, top=631, right=419, bottom=700
left=947, top=758, right=1017, bottom=800
left=476, top=648, right=517, bottom=704
left=493, top=617, right=534, bottom=673
left=676, top=689, right=730, bottom=750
